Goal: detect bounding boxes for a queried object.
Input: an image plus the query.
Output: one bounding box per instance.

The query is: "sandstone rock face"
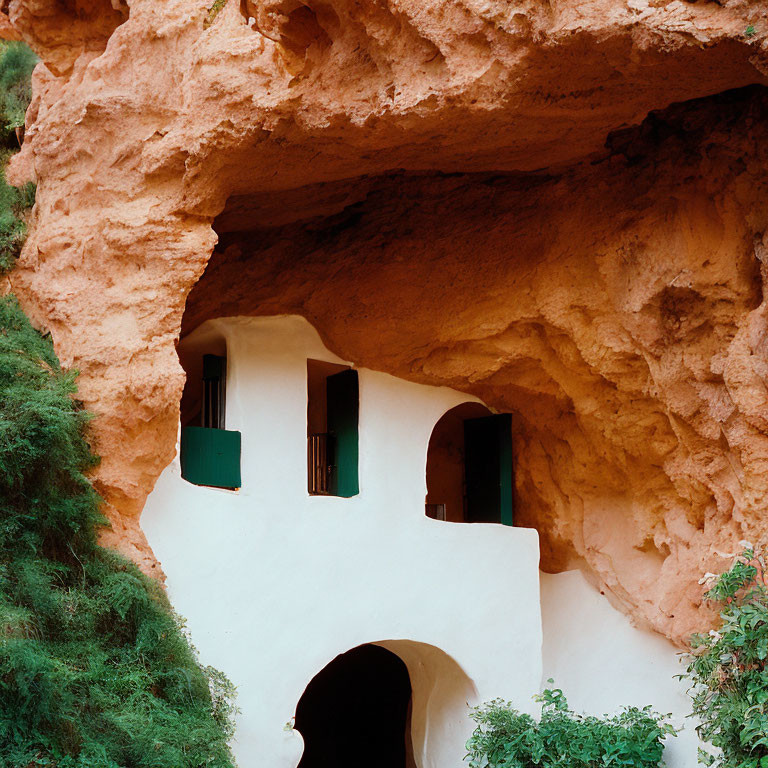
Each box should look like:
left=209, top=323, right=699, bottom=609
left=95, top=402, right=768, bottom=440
left=4, top=0, right=768, bottom=641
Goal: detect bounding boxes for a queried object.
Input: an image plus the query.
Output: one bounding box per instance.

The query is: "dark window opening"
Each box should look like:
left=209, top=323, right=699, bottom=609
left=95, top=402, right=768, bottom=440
left=295, top=644, right=414, bottom=768
left=425, top=403, right=514, bottom=525
left=178, top=340, right=241, bottom=490
left=307, top=359, right=359, bottom=498
left=201, top=354, right=226, bottom=429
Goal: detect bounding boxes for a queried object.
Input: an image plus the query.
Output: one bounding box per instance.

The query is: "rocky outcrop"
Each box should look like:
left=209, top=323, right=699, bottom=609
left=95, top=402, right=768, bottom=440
left=3, top=0, right=128, bottom=74
left=3, top=0, right=768, bottom=641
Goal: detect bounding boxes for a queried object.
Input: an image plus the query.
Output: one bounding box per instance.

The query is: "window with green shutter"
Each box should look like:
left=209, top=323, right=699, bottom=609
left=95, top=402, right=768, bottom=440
left=425, top=404, right=514, bottom=525
left=307, top=359, right=359, bottom=498
left=463, top=414, right=513, bottom=525
left=179, top=353, right=241, bottom=490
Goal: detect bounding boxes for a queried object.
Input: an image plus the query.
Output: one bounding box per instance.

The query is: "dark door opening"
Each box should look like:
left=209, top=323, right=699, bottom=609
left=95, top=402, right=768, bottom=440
left=295, top=644, right=413, bottom=768
left=425, top=403, right=514, bottom=524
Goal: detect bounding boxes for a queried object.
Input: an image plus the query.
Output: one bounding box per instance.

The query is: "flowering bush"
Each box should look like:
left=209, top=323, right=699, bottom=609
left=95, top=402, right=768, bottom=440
left=683, top=544, right=768, bottom=768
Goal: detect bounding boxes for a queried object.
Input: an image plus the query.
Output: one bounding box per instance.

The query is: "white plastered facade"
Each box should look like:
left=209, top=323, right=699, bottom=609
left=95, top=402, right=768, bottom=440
left=540, top=571, right=699, bottom=768
left=142, top=315, right=543, bottom=768
left=142, top=314, right=698, bottom=768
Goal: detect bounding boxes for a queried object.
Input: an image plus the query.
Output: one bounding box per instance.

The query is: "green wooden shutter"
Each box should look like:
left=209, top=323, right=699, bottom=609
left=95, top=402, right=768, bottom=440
left=326, top=369, right=359, bottom=498
left=463, top=414, right=513, bottom=525
left=180, top=426, right=241, bottom=489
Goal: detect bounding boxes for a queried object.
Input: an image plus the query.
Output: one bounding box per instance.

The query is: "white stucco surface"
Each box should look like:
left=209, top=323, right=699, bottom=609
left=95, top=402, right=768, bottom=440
left=141, top=315, right=543, bottom=768
left=540, top=571, right=699, bottom=768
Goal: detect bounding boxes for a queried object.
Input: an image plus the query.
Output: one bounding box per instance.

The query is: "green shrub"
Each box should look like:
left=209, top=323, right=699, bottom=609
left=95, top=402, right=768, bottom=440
left=465, top=687, right=676, bottom=768
left=682, top=545, right=768, bottom=768
left=0, top=40, right=36, bottom=143
left=0, top=157, right=34, bottom=274
left=0, top=295, right=237, bottom=768
left=0, top=40, right=37, bottom=275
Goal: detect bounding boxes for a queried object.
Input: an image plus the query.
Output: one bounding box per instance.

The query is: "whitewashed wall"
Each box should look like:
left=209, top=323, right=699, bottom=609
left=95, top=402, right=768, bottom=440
left=540, top=571, right=699, bottom=768
left=141, top=315, right=543, bottom=768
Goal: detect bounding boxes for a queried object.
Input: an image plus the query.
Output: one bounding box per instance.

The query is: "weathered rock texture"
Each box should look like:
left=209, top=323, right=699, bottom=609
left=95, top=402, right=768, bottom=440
left=3, top=0, right=768, bottom=642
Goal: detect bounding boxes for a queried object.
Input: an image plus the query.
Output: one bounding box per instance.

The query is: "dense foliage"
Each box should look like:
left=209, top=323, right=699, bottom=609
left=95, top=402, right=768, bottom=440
left=0, top=163, right=34, bottom=274
left=465, top=687, right=676, bottom=768
left=0, top=40, right=37, bottom=274
left=0, top=296, right=237, bottom=767
left=683, top=546, right=768, bottom=768
left=0, top=40, right=36, bottom=142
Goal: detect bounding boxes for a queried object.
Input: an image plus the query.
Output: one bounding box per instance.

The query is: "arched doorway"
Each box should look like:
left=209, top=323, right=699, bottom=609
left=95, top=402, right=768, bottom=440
left=425, top=402, right=514, bottom=524
left=294, top=644, right=415, bottom=768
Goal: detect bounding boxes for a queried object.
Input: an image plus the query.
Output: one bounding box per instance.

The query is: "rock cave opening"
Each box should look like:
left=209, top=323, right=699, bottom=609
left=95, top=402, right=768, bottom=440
left=171, top=83, right=768, bottom=642
left=180, top=170, right=580, bottom=566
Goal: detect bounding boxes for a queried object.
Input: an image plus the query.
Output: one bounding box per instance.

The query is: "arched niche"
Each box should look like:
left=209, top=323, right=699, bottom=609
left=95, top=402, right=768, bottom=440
left=425, top=402, right=515, bottom=524
left=294, top=640, right=477, bottom=768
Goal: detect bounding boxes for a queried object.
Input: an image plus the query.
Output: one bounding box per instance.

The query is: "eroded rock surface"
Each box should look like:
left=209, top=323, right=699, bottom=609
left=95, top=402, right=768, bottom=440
left=3, top=0, right=768, bottom=641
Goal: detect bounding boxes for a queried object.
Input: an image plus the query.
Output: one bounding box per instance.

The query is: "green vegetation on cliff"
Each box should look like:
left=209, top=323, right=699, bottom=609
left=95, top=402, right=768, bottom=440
left=0, top=40, right=36, bottom=142
left=0, top=41, right=237, bottom=768
left=0, top=40, right=37, bottom=274
left=0, top=165, right=34, bottom=274
left=0, top=296, right=237, bottom=767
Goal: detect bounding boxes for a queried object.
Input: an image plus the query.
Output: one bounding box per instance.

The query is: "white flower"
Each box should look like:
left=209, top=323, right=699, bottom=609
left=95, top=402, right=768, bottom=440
left=739, top=540, right=754, bottom=550
left=714, top=549, right=736, bottom=558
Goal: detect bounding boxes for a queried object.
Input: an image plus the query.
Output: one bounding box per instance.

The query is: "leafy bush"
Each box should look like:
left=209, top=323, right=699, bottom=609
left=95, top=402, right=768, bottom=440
left=0, top=40, right=37, bottom=275
left=0, top=159, right=34, bottom=274
left=0, top=40, right=36, bottom=143
left=683, top=545, right=768, bottom=768
left=0, top=295, right=237, bottom=767
left=465, top=687, right=676, bottom=768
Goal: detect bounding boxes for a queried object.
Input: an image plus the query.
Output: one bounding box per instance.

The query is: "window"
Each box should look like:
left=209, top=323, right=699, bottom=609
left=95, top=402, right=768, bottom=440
left=178, top=348, right=241, bottom=490
left=307, top=359, right=359, bottom=497
left=201, top=354, right=225, bottom=429
left=425, top=403, right=514, bottom=524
